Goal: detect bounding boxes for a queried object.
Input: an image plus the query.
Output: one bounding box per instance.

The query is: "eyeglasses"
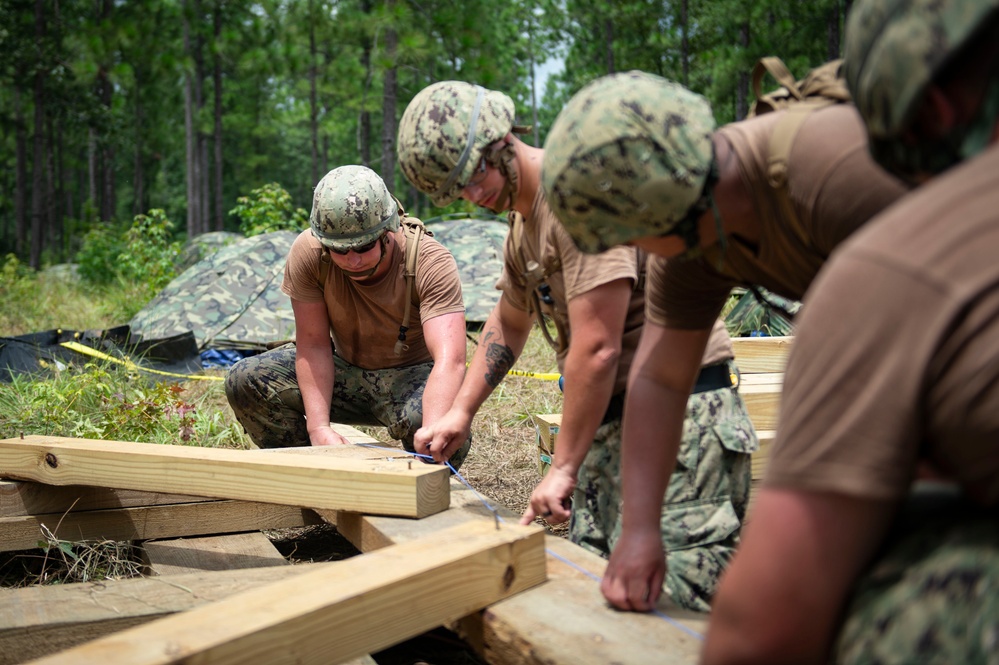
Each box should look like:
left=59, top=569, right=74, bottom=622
left=329, top=236, right=381, bottom=255
left=466, top=157, right=489, bottom=188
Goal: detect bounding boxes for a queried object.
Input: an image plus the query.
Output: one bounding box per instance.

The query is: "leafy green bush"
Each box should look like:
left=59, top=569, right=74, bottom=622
left=229, top=182, right=309, bottom=237
left=117, top=209, right=182, bottom=299
left=76, top=224, right=127, bottom=286
left=75, top=210, right=181, bottom=304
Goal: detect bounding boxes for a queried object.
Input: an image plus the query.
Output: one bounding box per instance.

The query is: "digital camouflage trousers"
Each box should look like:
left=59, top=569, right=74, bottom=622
left=570, top=374, right=758, bottom=612
left=835, top=488, right=999, bottom=664
left=224, top=343, right=470, bottom=470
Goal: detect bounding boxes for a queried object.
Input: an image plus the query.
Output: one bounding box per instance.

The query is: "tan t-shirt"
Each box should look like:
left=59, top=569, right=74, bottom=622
left=496, top=190, right=733, bottom=395
left=647, top=104, right=909, bottom=330
left=766, top=144, right=999, bottom=507
left=282, top=226, right=464, bottom=370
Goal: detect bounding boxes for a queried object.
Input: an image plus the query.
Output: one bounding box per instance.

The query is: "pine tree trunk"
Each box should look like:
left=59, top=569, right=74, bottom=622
left=358, top=0, right=373, bottom=168
left=681, top=0, right=690, bottom=87
left=736, top=21, right=750, bottom=120
left=604, top=17, right=614, bottom=74
left=380, top=0, right=398, bottom=189
left=183, top=0, right=198, bottom=237
left=827, top=2, right=841, bottom=60
left=308, top=0, right=320, bottom=187
left=134, top=71, right=145, bottom=216
left=29, top=0, right=46, bottom=269
left=213, top=0, right=224, bottom=231
left=14, top=83, right=27, bottom=256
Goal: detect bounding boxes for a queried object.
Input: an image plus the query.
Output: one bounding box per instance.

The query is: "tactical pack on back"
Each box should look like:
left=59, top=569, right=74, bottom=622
left=749, top=57, right=851, bottom=243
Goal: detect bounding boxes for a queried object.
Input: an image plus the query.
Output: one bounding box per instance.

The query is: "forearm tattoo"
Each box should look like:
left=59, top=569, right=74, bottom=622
left=483, top=334, right=516, bottom=388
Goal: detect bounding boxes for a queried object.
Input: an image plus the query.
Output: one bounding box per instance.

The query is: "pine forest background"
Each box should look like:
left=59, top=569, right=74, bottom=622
left=1, top=0, right=852, bottom=269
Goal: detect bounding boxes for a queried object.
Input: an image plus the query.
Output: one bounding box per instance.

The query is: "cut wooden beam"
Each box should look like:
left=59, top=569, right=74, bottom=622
left=0, top=481, right=213, bottom=518
left=0, top=564, right=330, bottom=665
left=141, top=531, right=290, bottom=576
left=740, top=380, right=781, bottom=432
left=24, top=521, right=546, bottom=665
left=0, top=500, right=319, bottom=552
left=0, top=435, right=448, bottom=518
left=732, top=335, right=793, bottom=374
left=329, top=481, right=708, bottom=664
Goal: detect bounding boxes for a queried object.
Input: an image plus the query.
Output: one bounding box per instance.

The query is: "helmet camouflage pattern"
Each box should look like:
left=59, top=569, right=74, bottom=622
left=845, top=0, right=999, bottom=173
left=541, top=71, right=716, bottom=254
left=309, top=165, right=400, bottom=251
left=398, top=81, right=517, bottom=207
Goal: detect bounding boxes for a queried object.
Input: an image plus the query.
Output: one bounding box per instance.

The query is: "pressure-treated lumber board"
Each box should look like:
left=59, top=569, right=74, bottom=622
left=329, top=481, right=708, bottom=665
left=0, top=435, right=448, bottom=518
left=0, top=434, right=408, bottom=520
left=732, top=335, right=793, bottom=374
left=0, top=500, right=320, bottom=552
left=0, top=564, right=331, bottom=664
left=478, top=536, right=706, bottom=665
left=141, top=531, right=290, bottom=576
left=740, top=379, right=781, bottom=432
left=751, top=429, right=775, bottom=482
left=24, top=521, right=546, bottom=665
left=0, top=481, right=213, bottom=518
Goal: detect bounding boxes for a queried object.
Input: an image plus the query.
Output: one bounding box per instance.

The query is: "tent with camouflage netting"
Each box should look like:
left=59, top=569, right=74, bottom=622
left=129, top=231, right=298, bottom=353
left=425, top=214, right=508, bottom=325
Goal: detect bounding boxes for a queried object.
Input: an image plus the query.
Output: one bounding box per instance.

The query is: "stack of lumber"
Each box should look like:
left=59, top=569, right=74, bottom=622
left=730, top=335, right=792, bottom=488
left=0, top=425, right=708, bottom=665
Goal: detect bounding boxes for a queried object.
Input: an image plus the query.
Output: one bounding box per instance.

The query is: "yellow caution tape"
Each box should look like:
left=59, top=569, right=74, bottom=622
left=505, top=368, right=561, bottom=381
left=61, top=341, right=560, bottom=383
left=59, top=341, right=224, bottom=382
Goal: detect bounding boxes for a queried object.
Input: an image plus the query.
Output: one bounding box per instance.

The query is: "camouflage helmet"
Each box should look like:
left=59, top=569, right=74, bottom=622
left=845, top=0, right=999, bottom=174
left=398, top=81, right=517, bottom=207
left=309, top=165, right=400, bottom=251
left=541, top=71, right=716, bottom=254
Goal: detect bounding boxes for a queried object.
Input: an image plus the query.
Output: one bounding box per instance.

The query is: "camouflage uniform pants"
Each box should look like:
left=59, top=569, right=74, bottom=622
left=570, top=366, right=758, bottom=612
left=834, top=488, right=999, bottom=664
left=224, top=343, right=470, bottom=469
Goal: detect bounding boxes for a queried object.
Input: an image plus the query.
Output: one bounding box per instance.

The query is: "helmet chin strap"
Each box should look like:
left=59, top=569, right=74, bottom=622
left=482, top=138, right=521, bottom=213
left=337, top=235, right=390, bottom=279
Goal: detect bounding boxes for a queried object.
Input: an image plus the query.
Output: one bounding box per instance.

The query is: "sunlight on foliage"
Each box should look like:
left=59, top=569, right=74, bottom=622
left=229, top=182, right=309, bottom=237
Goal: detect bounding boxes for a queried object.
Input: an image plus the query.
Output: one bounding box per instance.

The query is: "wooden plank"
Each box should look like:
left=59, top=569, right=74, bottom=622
left=0, top=432, right=407, bottom=520
left=25, top=521, right=547, bottom=665
left=0, top=500, right=320, bottom=552
left=330, top=481, right=708, bottom=665
left=477, top=537, right=706, bottom=665
left=740, top=380, right=781, bottom=432
left=0, top=481, right=213, bottom=518
left=141, top=532, right=290, bottom=576
left=0, top=435, right=448, bottom=518
left=732, top=335, right=793, bottom=374
left=0, top=564, right=330, bottom=664
left=751, top=430, right=775, bottom=482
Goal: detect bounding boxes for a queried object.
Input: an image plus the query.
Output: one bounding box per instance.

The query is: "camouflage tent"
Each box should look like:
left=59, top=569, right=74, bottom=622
left=129, top=231, right=298, bottom=352
left=176, top=231, right=244, bottom=272
left=426, top=214, right=508, bottom=324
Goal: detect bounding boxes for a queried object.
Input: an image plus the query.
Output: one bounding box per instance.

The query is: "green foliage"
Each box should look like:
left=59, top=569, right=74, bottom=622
left=229, top=182, right=309, bottom=237
left=75, top=209, right=181, bottom=305
left=76, top=224, right=128, bottom=286
left=117, top=209, right=182, bottom=298
left=0, top=365, right=246, bottom=449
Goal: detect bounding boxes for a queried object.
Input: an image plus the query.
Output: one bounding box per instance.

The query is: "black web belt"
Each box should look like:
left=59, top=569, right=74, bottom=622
left=601, top=362, right=735, bottom=425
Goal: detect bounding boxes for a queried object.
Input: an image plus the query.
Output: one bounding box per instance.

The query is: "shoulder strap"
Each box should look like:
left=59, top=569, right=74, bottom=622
left=750, top=57, right=849, bottom=247
left=394, top=216, right=428, bottom=356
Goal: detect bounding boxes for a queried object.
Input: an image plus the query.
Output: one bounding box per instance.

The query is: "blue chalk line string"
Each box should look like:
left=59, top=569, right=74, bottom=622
left=355, top=442, right=705, bottom=642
